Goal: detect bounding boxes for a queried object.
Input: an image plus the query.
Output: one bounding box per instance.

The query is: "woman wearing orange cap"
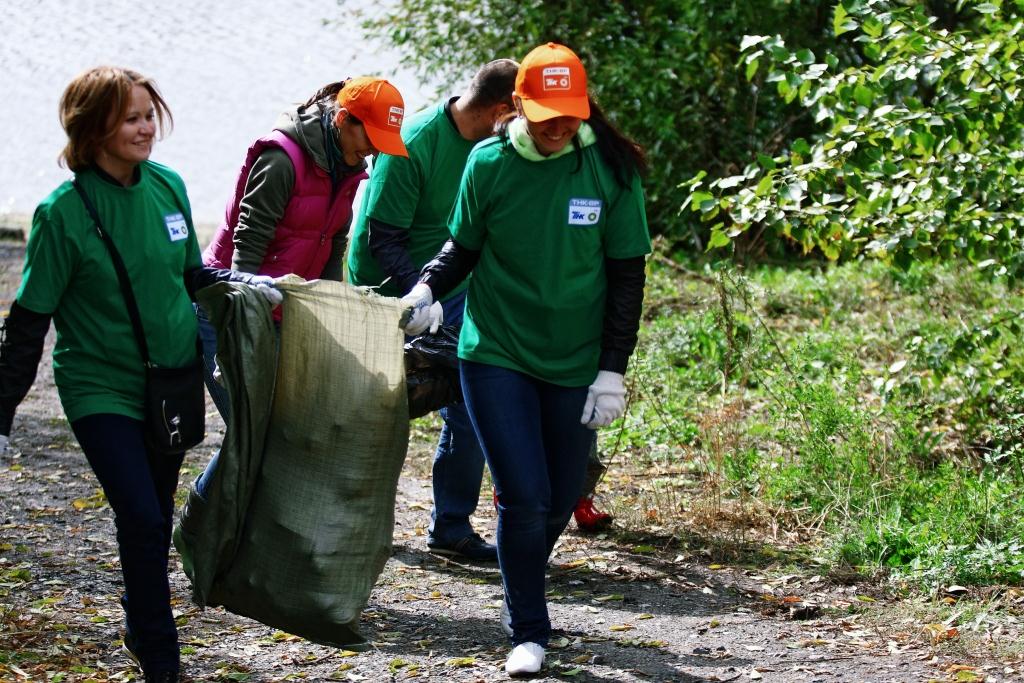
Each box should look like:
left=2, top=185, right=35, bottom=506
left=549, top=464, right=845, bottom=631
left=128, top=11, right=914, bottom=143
left=198, top=76, right=408, bottom=413
left=188, top=78, right=409, bottom=498
left=401, top=43, right=651, bottom=676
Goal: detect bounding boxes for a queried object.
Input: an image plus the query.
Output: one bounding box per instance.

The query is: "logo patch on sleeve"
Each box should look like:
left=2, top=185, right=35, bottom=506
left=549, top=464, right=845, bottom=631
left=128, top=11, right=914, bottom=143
left=568, top=198, right=602, bottom=226
left=164, top=213, right=188, bottom=242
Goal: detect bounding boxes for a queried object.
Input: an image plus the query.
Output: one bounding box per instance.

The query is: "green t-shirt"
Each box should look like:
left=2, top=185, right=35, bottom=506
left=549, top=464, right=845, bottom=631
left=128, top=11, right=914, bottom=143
left=451, top=137, right=652, bottom=386
left=348, top=102, right=474, bottom=299
left=17, top=162, right=202, bottom=422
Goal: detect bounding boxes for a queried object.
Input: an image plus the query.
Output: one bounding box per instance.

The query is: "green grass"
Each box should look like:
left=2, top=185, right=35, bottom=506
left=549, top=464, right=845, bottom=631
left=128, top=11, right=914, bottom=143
left=605, top=256, right=1024, bottom=588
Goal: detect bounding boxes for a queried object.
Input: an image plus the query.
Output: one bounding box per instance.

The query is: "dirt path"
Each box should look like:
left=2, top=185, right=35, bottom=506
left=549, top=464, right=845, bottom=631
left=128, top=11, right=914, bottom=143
left=0, top=237, right=1012, bottom=682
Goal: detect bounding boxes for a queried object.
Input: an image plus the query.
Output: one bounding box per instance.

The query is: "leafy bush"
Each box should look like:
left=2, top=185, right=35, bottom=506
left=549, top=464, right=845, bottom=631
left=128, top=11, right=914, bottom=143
left=360, top=0, right=849, bottom=241
left=685, top=0, right=1024, bottom=273
left=626, top=258, right=1024, bottom=586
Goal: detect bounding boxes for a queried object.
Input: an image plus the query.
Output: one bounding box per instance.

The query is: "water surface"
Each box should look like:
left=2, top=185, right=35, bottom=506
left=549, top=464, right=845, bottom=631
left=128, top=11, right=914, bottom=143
left=1, top=0, right=433, bottom=225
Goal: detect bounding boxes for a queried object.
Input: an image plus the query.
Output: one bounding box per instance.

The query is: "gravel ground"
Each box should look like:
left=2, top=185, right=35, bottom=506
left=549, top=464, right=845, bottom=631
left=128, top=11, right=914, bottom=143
left=0, top=237, right=1016, bottom=682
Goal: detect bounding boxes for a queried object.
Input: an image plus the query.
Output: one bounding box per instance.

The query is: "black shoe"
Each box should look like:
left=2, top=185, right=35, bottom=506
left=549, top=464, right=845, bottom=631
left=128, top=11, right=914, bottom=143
left=428, top=533, right=498, bottom=561
left=122, top=631, right=141, bottom=668
left=146, top=671, right=179, bottom=683
left=124, top=632, right=179, bottom=682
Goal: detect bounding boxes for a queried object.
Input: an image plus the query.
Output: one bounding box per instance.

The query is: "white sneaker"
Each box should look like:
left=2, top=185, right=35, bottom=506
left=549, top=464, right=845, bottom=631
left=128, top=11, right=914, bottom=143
left=500, top=599, right=513, bottom=636
left=505, top=642, right=545, bottom=676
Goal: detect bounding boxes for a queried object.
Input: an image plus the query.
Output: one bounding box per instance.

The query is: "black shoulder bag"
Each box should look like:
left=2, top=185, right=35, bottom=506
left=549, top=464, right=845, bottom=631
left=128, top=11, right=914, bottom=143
left=72, top=179, right=206, bottom=454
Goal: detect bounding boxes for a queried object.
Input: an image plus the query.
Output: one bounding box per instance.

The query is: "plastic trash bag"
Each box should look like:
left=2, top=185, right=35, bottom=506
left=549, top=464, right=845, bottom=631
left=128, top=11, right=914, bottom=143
left=405, top=324, right=462, bottom=418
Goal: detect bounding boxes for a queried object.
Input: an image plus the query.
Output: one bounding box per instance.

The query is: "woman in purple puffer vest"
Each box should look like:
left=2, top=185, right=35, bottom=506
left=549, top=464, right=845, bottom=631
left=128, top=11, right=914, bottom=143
left=191, top=77, right=408, bottom=497
left=198, top=76, right=408, bottom=414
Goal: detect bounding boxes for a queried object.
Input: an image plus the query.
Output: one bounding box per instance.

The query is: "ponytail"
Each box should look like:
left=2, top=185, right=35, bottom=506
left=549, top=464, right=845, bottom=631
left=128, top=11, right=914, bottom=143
left=304, top=80, right=347, bottom=108
left=587, top=98, right=648, bottom=188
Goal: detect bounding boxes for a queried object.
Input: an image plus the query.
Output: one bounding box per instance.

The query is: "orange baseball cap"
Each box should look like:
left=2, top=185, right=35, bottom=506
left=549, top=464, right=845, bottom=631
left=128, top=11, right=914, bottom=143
left=514, top=42, right=590, bottom=122
left=337, top=77, right=409, bottom=157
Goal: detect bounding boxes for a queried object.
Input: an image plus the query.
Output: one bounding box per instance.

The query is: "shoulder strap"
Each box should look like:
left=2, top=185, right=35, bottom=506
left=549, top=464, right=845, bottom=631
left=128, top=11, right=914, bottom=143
left=71, top=179, right=152, bottom=366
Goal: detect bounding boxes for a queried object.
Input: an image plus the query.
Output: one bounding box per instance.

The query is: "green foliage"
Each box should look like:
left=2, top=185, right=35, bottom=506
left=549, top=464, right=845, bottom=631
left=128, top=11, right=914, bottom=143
left=834, top=463, right=1024, bottom=585
left=685, top=0, right=1024, bottom=273
left=629, top=258, right=1024, bottom=586
left=359, top=0, right=846, bottom=241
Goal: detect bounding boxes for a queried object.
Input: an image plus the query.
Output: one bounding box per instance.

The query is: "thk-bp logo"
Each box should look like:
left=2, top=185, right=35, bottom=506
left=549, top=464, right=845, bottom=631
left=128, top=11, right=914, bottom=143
left=542, top=66, right=571, bottom=91
left=567, top=198, right=602, bottom=226
left=164, top=213, right=188, bottom=242
left=387, top=106, right=404, bottom=128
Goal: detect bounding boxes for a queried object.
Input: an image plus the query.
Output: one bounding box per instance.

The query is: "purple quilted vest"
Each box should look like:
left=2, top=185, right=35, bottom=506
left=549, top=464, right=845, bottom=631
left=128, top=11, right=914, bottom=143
left=203, top=130, right=366, bottom=279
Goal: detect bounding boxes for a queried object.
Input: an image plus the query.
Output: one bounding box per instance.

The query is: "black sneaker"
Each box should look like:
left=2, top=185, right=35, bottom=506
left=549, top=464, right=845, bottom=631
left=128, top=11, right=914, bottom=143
left=122, top=631, right=141, bottom=668
left=428, top=533, right=498, bottom=561
left=146, top=671, right=179, bottom=683
left=124, top=632, right=179, bottom=682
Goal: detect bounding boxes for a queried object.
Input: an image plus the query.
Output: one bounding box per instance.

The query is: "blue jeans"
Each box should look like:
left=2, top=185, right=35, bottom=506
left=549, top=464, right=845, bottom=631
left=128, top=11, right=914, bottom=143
left=71, top=414, right=183, bottom=675
left=428, top=290, right=487, bottom=544
left=459, top=360, right=593, bottom=646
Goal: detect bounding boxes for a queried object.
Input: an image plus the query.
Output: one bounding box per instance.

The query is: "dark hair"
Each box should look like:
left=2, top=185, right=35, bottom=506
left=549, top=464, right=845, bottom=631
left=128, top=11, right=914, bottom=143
left=585, top=98, right=648, bottom=187
left=304, top=79, right=362, bottom=127
left=464, top=59, right=519, bottom=110
left=303, top=80, right=347, bottom=108
left=58, top=66, right=172, bottom=171
left=496, top=97, right=647, bottom=187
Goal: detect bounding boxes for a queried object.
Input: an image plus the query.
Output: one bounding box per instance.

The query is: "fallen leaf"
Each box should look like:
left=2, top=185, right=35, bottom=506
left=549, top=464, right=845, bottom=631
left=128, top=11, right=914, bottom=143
left=549, top=636, right=571, bottom=649
left=271, top=631, right=300, bottom=642
left=558, top=559, right=588, bottom=569
left=445, top=657, right=476, bottom=667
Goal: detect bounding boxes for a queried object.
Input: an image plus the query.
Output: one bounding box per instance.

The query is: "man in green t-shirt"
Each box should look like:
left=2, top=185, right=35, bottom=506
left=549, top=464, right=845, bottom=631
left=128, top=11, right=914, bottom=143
left=348, top=60, right=518, bottom=561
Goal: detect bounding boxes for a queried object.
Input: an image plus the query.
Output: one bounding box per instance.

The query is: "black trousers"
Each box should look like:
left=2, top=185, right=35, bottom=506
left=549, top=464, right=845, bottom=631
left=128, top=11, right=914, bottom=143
left=71, top=413, right=183, bottom=675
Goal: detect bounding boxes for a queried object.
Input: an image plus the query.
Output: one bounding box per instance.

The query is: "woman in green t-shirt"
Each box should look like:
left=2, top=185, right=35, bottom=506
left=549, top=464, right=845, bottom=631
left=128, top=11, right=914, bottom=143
left=0, top=66, right=277, bottom=683
left=400, top=43, right=652, bottom=676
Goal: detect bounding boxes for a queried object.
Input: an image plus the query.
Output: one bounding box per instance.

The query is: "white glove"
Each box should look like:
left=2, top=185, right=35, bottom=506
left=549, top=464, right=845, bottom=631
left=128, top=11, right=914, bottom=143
left=249, top=276, right=283, bottom=306
left=0, top=434, right=8, bottom=455
left=581, top=371, right=627, bottom=429
left=400, top=283, right=443, bottom=335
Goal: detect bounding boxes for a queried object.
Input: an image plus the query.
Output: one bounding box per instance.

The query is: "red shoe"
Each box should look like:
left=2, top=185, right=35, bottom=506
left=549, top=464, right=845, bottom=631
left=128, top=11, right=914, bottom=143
left=573, top=496, right=612, bottom=532
left=492, top=487, right=499, bottom=510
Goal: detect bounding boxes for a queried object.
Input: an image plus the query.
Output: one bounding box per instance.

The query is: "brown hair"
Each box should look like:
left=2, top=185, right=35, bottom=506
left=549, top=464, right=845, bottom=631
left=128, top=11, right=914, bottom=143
left=58, top=66, right=172, bottom=171
left=303, top=80, right=347, bottom=108
left=300, top=79, right=363, bottom=126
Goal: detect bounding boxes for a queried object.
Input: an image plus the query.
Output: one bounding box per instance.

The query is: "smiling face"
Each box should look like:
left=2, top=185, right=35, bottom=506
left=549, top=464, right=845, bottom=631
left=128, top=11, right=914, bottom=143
left=524, top=115, right=582, bottom=156
left=514, top=95, right=582, bottom=156
left=97, top=84, right=156, bottom=184
left=334, top=109, right=377, bottom=166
